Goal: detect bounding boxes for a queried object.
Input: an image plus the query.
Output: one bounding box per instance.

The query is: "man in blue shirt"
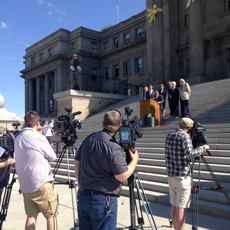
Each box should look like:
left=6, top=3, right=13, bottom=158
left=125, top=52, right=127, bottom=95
left=75, top=110, right=139, bottom=230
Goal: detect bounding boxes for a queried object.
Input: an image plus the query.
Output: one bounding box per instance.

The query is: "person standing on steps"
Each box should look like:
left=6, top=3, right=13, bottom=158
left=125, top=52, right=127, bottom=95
left=179, top=78, right=192, bottom=117
left=165, top=117, right=209, bottom=230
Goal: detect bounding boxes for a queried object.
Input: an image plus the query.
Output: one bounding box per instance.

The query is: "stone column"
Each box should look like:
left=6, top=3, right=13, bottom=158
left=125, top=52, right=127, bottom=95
left=25, top=79, right=29, bottom=113
left=44, top=74, right=49, bottom=116
left=28, top=79, right=33, bottom=111
left=54, top=66, right=63, bottom=93
left=146, top=0, right=164, bottom=82
left=189, top=0, right=204, bottom=82
left=36, top=77, right=40, bottom=113
left=162, top=0, right=171, bottom=82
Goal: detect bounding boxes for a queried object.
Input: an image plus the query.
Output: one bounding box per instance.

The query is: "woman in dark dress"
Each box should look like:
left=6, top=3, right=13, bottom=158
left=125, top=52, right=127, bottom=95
left=168, top=81, right=179, bottom=117
left=159, top=83, right=167, bottom=119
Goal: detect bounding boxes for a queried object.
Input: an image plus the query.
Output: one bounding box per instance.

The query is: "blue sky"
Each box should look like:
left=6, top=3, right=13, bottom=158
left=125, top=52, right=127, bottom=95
left=0, top=0, right=145, bottom=117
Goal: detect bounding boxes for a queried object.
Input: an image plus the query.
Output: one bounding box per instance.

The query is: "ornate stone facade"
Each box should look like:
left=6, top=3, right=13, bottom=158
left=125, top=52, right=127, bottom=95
left=21, top=0, right=230, bottom=117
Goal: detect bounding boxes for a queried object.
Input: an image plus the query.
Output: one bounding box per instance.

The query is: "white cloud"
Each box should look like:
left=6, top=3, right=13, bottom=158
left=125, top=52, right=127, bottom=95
left=37, top=0, right=44, bottom=6
left=0, top=21, right=8, bottom=29
left=36, top=0, right=66, bottom=17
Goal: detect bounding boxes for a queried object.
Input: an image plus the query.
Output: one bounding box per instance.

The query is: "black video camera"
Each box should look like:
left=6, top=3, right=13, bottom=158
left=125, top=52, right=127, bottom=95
left=191, top=121, right=208, bottom=148
left=53, top=108, right=82, bottom=146
left=119, top=107, right=143, bottom=154
left=0, top=132, right=15, bottom=159
left=191, top=121, right=211, bottom=156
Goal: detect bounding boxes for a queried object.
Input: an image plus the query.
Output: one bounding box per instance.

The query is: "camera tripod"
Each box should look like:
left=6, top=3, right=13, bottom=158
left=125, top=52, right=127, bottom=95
left=53, top=144, right=78, bottom=229
left=124, top=171, right=158, bottom=230
left=190, top=152, right=230, bottom=230
left=0, top=170, right=16, bottom=230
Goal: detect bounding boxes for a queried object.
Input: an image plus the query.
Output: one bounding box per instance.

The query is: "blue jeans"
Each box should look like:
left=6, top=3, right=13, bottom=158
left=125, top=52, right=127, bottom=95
left=78, top=190, right=118, bottom=230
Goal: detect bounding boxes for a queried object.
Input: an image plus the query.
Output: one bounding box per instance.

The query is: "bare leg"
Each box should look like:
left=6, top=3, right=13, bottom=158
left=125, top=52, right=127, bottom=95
left=175, top=207, right=185, bottom=230
left=170, top=206, right=176, bottom=228
left=47, top=216, right=56, bottom=230
left=25, top=215, right=37, bottom=230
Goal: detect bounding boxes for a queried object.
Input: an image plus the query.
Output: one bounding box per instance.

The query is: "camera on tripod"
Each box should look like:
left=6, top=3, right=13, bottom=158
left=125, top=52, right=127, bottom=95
left=191, top=121, right=211, bottom=156
left=119, top=107, right=143, bottom=152
left=0, top=132, right=15, bottom=159
left=53, top=108, right=82, bottom=146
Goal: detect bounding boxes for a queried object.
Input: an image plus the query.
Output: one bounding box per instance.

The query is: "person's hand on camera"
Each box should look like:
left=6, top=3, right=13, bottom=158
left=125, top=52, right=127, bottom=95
left=129, top=148, right=139, bottom=163
left=7, top=158, right=16, bottom=166
left=201, top=144, right=210, bottom=156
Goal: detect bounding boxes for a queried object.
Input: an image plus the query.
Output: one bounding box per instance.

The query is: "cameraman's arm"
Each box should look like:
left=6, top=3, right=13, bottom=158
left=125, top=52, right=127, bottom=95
left=0, top=158, right=15, bottom=169
left=75, top=160, right=80, bottom=179
left=183, top=134, right=208, bottom=161
left=115, top=149, right=139, bottom=183
left=38, top=135, right=56, bottom=161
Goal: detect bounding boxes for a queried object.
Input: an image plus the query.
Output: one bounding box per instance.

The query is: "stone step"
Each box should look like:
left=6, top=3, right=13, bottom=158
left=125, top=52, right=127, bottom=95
left=125, top=179, right=229, bottom=205
left=78, top=124, right=230, bottom=134
left=137, top=147, right=230, bottom=157
left=138, top=137, right=230, bottom=144
left=140, top=148, right=230, bottom=157
left=136, top=142, right=230, bottom=150
left=140, top=133, right=230, bottom=138
left=52, top=163, right=230, bottom=186
left=136, top=165, right=230, bottom=183
left=53, top=169, right=229, bottom=207
left=139, top=153, right=230, bottom=164
left=52, top=154, right=230, bottom=172
left=137, top=172, right=230, bottom=192
left=139, top=159, right=230, bottom=173
left=120, top=185, right=230, bottom=219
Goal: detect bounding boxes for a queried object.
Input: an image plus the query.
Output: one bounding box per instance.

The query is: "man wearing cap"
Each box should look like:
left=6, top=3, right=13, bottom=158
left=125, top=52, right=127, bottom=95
left=165, top=117, right=209, bottom=230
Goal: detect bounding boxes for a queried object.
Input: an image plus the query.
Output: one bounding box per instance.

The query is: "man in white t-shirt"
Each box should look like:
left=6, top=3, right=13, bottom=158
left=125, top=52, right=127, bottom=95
left=14, top=111, right=58, bottom=230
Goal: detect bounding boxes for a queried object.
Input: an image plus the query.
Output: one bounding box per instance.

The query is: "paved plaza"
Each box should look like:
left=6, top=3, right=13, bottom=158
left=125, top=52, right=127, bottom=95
left=2, top=182, right=230, bottom=230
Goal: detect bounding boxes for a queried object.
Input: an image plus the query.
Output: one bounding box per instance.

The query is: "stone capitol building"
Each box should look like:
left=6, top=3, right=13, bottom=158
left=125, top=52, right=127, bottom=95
left=21, top=0, right=230, bottom=117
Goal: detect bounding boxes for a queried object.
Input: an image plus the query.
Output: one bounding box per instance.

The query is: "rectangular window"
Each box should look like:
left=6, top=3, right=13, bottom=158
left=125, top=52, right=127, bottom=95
left=39, top=52, right=44, bottom=62
left=184, top=14, right=189, bottom=28
left=225, top=0, right=230, bottom=12
left=91, top=40, right=97, bottom=51
left=113, top=37, right=119, bottom=49
left=31, top=56, right=35, bottom=66
left=104, top=67, right=110, bottom=80
left=226, top=48, right=230, bottom=59
left=113, top=64, right=120, bottom=79
left=91, top=67, right=97, bottom=81
left=103, top=40, right=109, bottom=50
left=48, top=47, right=53, bottom=57
left=134, top=57, right=144, bottom=74
left=204, top=40, right=211, bottom=59
left=135, top=27, right=145, bottom=39
left=123, top=32, right=131, bottom=44
left=123, top=60, right=131, bottom=76
left=214, top=39, right=222, bottom=56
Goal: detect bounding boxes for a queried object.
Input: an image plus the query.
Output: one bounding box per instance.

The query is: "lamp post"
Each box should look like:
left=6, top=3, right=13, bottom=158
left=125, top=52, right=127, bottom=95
left=70, top=54, right=82, bottom=90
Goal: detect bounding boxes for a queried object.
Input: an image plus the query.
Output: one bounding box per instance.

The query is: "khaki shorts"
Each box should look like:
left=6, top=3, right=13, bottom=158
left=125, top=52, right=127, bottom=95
left=23, top=182, right=58, bottom=218
left=168, top=176, right=192, bottom=208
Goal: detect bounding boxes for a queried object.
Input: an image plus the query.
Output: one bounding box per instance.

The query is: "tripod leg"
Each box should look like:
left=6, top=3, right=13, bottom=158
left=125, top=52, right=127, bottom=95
left=68, top=148, right=78, bottom=229
left=133, top=178, right=145, bottom=230
left=135, top=174, right=158, bottom=230
left=0, top=173, right=16, bottom=230
left=53, top=146, right=67, bottom=178
left=128, top=175, right=137, bottom=229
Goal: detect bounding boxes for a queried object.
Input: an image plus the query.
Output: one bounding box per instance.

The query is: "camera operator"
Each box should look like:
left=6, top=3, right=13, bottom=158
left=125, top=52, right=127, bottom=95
left=75, top=110, right=139, bottom=230
left=165, top=117, right=209, bottom=230
left=14, top=111, right=58, bottom=230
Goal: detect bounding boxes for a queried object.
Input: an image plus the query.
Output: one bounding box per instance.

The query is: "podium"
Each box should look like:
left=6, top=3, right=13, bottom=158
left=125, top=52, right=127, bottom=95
left=140, top=99, right=161, bottom=127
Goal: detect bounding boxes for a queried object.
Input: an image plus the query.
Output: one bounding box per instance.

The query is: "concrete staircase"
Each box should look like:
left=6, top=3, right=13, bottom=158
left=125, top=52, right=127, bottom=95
left=52, top=79, right=230, bottom=220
